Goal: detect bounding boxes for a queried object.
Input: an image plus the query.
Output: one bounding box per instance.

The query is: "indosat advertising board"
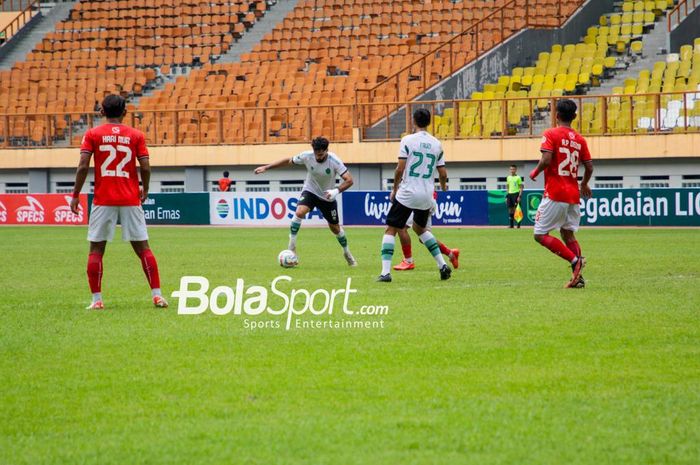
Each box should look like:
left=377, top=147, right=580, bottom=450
left=210, top=192, right=335, bottom=226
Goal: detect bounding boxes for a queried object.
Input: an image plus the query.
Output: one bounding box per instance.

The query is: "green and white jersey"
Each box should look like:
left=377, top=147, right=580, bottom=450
left=292, top=151, right=348, bottom=201
left=395, top=131, right=445, bottom=210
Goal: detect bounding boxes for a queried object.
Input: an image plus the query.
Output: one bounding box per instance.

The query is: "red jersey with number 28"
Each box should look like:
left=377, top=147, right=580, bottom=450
left=80, top=124, right=149, bottom=206
left=540, top=126, right=591, bottom=204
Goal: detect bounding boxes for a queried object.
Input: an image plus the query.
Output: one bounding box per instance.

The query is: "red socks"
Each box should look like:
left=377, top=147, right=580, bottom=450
left=438, top=241, right=451, bottom=256
left=566, top=240, right=581, bottom=257
left=139, top=249, right=161, bottom=289
left=401, top=243, right=412, bottom=260
left=538, top=235, right=576, bottom=262
left=87, top=253, right=103, bottom=293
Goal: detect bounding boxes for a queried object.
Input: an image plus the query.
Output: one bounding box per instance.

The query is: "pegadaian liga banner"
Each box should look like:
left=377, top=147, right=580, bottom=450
left=488, top=188, right=700, bottom=226
left=210, top=192, right=339, bottom=226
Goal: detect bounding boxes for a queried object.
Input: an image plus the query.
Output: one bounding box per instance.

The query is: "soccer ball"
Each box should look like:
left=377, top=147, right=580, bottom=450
left=278, top=249, right=299, bottom=268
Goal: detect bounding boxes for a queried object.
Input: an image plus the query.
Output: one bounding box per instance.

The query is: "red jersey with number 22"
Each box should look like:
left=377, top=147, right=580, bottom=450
left=80, top=124, right=149, bottom=206
left=540, top=126, right=591, bottom=204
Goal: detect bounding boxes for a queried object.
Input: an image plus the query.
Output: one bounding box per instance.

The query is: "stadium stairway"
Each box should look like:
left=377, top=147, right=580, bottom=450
left=0, top=1, right=75, bottom=71
left=589, top=12, right=669, bottom=96
left=218, top=0, right=302, bottom=64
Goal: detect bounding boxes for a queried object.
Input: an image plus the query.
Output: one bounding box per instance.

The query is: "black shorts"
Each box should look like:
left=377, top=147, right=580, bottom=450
left=386, top=200, right=430, bottom=229
left=506, top=193, right=520, bottom=208
left=297, top=190, right=339, bottom=225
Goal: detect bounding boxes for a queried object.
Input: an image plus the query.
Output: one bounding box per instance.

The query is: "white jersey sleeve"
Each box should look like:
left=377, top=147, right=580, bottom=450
left=331, top=155, right=348, bottom=177
left=399, top=137, right=410, bottom=159
left=436, top=143, right=445, bottom=167
left=292, top=151, right=311, bottom=165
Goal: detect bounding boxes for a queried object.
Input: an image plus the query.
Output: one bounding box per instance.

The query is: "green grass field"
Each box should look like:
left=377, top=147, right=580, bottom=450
left=1, top=226, right=699, bottom=464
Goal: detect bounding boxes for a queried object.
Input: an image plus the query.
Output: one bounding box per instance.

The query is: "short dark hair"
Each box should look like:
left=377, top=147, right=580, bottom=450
left=510, top=164, right=517, bottom=169
left=223, top=171, right=229, bottom=177
left=556, top=99, right=577, bottom=123
left=311, top=136, right=329, bottom=151
left=102, top=94, right=126, bottom=118
left=413, top=108, right=431, bottom=128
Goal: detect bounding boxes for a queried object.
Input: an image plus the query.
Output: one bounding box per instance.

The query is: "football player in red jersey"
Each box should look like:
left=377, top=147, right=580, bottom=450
left=530, top=99, right=594, bottom=288
left=70, top=94, right=167, bottom=309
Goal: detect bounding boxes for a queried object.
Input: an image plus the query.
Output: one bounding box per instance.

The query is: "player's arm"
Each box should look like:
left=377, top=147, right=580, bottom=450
left=254, top=157, right=293, bottom=174
left=325, top=170, right=353, bottom=200
left=529, top=150, right=552, bottom=181
left=580, top=160, right=594, bottom=199
left=437, top=166, right=448, bottom=192
left=71, top=151, right=92, bottom=214
left=138, top=156, right=151, bottom=203
left=390, top=159, right=406, bottom=202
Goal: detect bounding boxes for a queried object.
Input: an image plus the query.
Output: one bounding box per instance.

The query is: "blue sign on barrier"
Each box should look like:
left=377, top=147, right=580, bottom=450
left=341, top=191, right=489, bottom=226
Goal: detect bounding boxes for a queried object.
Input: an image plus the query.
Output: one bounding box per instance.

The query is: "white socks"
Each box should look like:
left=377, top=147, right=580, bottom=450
left=289, top=216, right=302, bottom=251
left=380, top=234, right=396, bottom=275
left=419, top=231, right=447, bottom=268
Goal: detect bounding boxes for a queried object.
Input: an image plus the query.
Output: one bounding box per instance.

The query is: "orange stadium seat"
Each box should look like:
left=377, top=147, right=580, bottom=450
left=0, top=0, right=587, bottom=146
left=140, top=0, right=587, bottom=144
left=0, top=0, right=265, bottom=146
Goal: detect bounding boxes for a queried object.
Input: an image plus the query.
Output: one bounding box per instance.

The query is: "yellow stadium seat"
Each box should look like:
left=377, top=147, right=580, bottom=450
left=631, top=41, right=643, bottom=56
left=680, top=45, right=693, bottom=62
left=644, top=11, right=655, bottom=26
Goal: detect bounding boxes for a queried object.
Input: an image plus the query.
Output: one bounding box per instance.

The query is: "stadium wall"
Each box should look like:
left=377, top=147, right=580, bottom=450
left=670, top=3, right=700, bottom=53
left=0, top=7, right=42, bottom=61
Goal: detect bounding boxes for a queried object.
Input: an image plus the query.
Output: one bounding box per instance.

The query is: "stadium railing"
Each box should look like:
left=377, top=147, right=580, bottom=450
left=354, top=0, right=586, bottom=111
left=0, top=103, right=356, bottom=147
left=0, top=0, right=34, bottom=12
left=2, top=90, right=700, bottom=148
left=356, top=90, right=700, bottom=141
left=668, top=0, right=699, bottom=31
left=0, top=0, right=38, bottom=46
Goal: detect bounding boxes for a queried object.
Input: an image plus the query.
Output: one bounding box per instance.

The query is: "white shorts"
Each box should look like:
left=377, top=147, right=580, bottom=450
left=88, top=205, right=149, bottom=242
left=534, top=198, right=581, bottom=235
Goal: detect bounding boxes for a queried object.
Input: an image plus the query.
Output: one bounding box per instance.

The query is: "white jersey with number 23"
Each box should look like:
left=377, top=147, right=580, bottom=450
left=395, top=130, right=444, bottom=210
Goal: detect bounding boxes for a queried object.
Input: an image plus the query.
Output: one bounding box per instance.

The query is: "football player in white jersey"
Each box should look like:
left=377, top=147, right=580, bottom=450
left=378, top=109, right=451, bottom=282
left=393, top=191, right=460, bottom=271
left=254, top=137, right=357, bottom=266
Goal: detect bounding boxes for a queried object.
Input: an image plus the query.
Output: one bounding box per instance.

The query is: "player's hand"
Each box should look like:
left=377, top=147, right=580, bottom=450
left=254, top=166, right=266, bottom=174
left=70, top=197, right=81, bottom=215
left=389, top=190, right=396, bottom=203
left=324, top=188, right=340, bottom=201
left=580, top=183, right=592, bottom=199
left=140, top=188, right=148, bottom=203
left=529, top=168, right=539, bottom=181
